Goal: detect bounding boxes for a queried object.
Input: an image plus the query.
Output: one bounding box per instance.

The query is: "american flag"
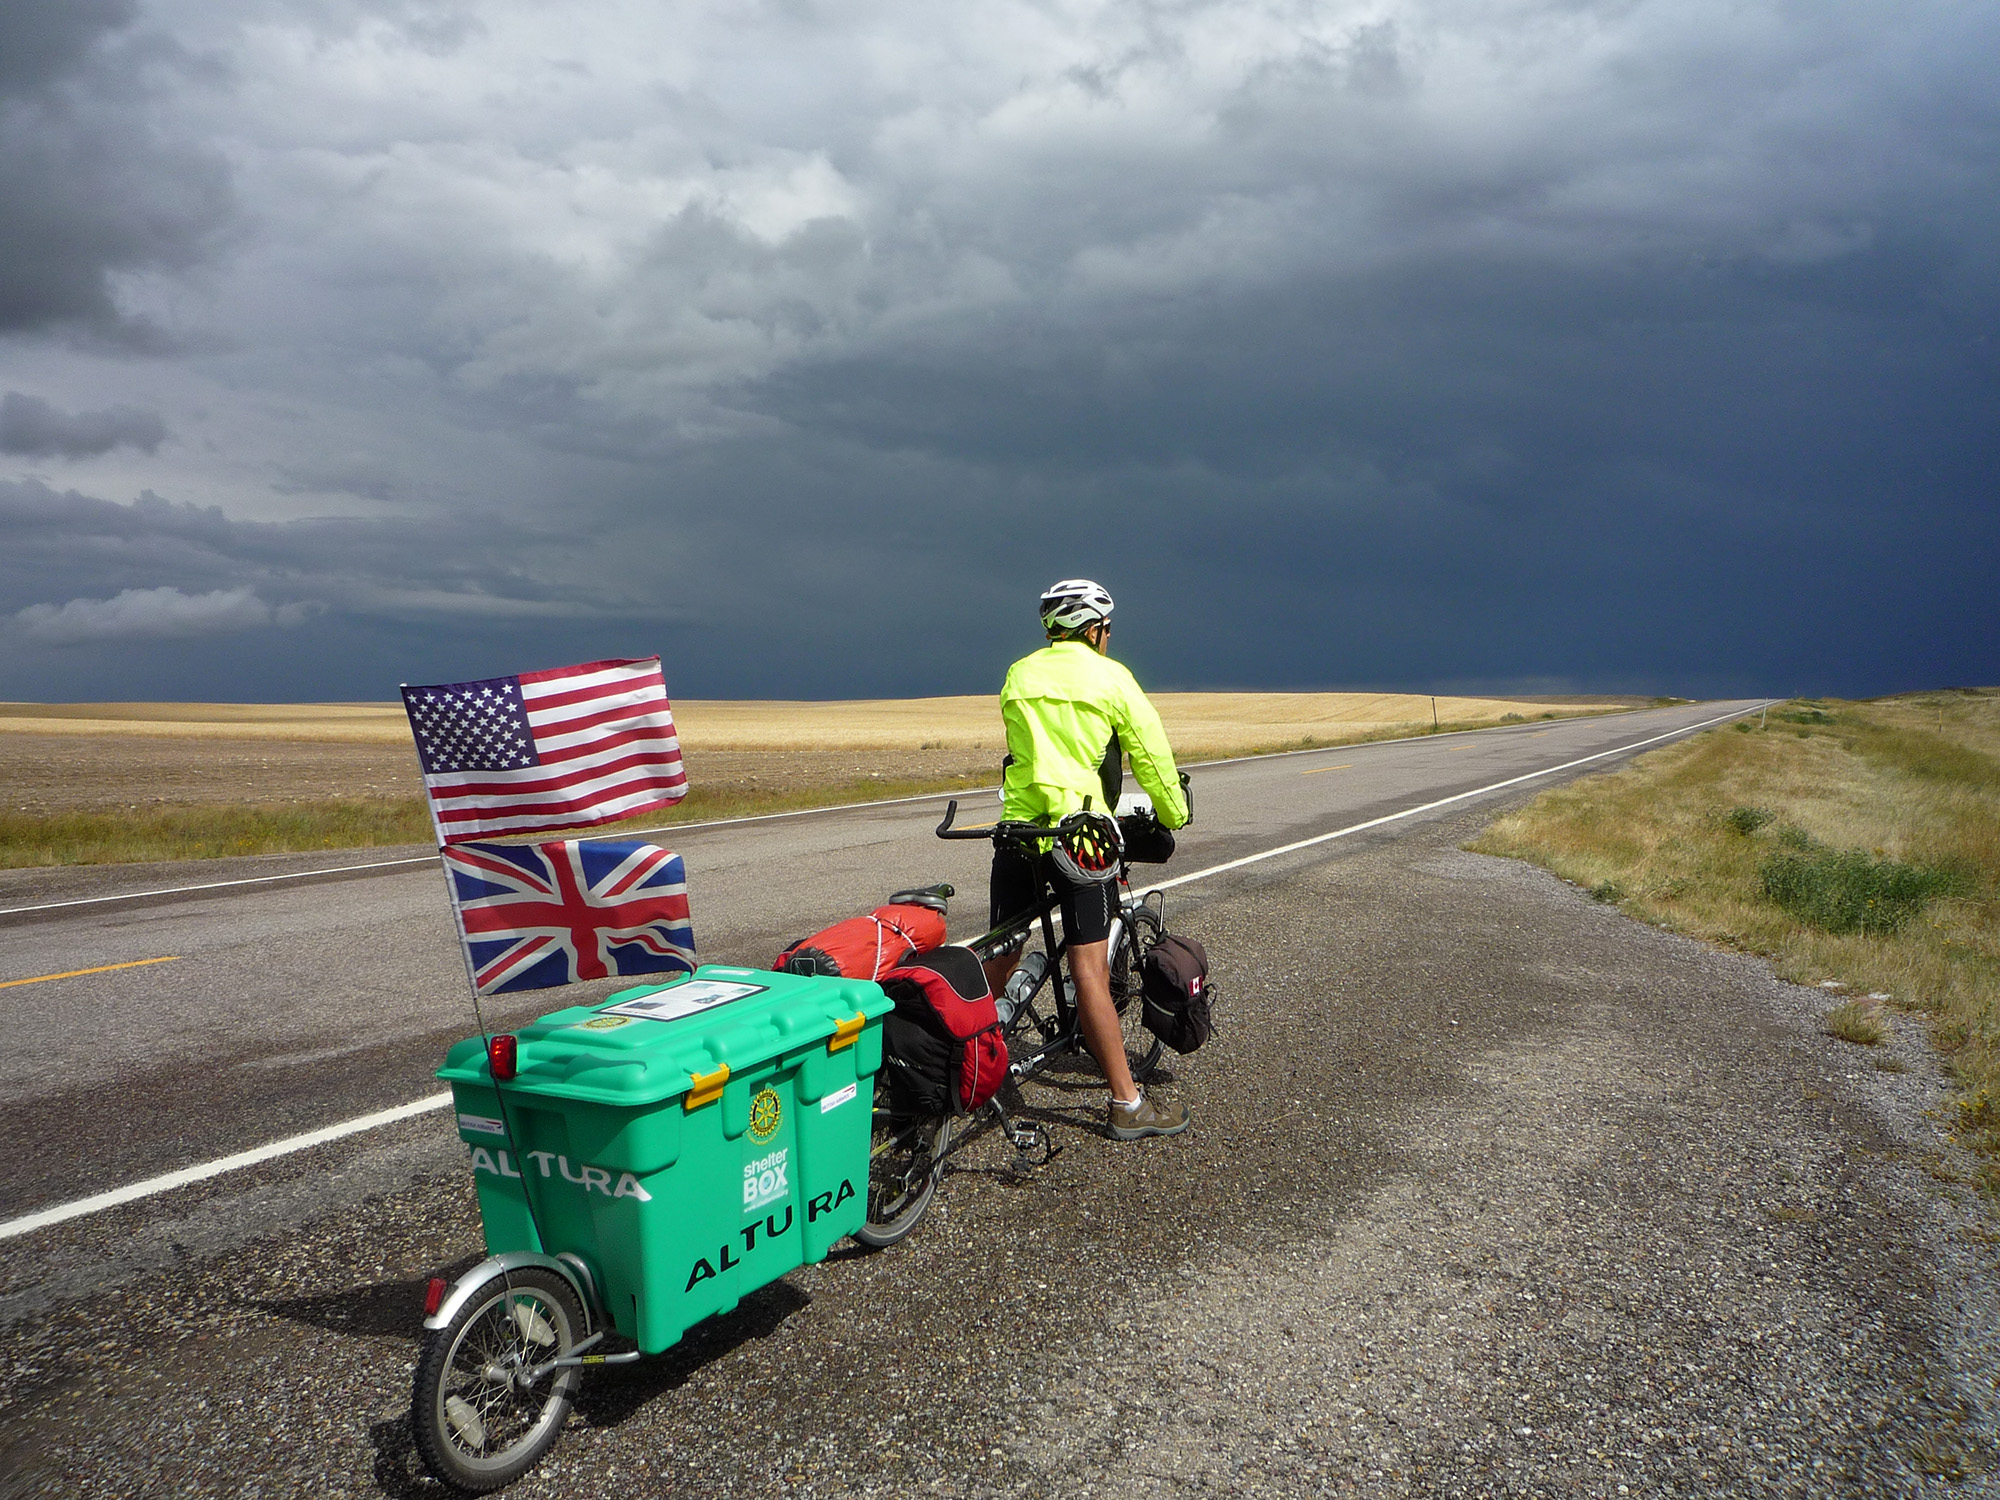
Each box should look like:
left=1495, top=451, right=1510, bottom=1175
left=442, top=839, right=696, bottom=995
left=400, top=657, right=687, bottom=844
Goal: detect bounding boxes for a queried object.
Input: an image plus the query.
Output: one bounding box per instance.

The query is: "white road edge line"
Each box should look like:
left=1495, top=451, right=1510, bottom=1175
left=0, top=787, right=978, bottom=918
left=0, top=702, right=1762, bottom=1241
left=0, top=1093, right=452, bottom=1242
left=0, top=855, right=439, bottom=918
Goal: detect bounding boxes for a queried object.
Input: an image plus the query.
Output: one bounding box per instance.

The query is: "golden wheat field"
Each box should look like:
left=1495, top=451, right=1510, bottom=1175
left=0, top=691, right=1637, bottom=866
left=0, top=691, right=1622, bottom=752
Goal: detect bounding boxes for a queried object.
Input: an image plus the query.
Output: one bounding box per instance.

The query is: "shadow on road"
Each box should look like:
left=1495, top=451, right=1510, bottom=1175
left=252, top=1251, right=484, bottom=1341
left=573, top=1278, right=814, bottom=1428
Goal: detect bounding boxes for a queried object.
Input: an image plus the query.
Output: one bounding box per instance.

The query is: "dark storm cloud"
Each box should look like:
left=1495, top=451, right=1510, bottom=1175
left=1, top=0, right=1995, bottom=701
left=0, top=0, right=232, bottom=338
left=720, top=212, right=1999, bottom=700
left=0, top=475, right=700, bottom=698
left=0, top=0, right=135, bottom=93
left=0, top=392, right=167, bottom=457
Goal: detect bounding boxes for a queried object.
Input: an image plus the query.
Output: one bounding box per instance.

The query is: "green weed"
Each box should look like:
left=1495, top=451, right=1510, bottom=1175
left=1760, top=847, right=1961, bottom=935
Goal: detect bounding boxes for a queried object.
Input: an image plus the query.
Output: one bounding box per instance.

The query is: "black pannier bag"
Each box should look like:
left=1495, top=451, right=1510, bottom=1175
left=1139, top=932, right=1214, bottom=1054
left=879, top=945, right=1008, bottom=1115
left=881, top=1012, right=959, bottom=1115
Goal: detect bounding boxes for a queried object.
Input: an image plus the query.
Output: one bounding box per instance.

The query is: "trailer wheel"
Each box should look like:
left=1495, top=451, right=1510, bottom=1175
left=412, top=1266, right=583, bottom=1491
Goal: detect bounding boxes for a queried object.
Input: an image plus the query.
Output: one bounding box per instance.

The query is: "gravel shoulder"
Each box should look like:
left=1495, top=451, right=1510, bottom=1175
left=3, top=798, right=1996, bottom=1497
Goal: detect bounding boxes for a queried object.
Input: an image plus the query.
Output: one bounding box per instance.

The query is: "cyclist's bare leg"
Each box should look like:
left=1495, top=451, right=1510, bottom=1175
left=1067, top=939, right=1137, bottom=1101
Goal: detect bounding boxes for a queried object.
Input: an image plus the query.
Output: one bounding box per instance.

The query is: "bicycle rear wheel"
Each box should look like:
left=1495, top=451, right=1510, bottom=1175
left=856, top=1081, right=953, bottom=1249
left=1110, top=906, right=1164, bottom=1081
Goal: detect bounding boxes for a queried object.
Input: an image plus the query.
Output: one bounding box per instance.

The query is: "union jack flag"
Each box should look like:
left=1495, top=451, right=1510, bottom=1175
left=401, top=657, right=688, bottom=845
left=442, top=839, right=696, bottom=995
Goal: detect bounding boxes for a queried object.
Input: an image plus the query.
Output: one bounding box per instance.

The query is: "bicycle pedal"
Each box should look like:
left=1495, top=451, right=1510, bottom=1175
left=1008, top=1122, right=1055, bottom=1167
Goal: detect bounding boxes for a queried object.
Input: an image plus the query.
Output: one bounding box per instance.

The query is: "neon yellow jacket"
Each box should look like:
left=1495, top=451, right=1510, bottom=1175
left=1000, top=640, right=1189, bottom=830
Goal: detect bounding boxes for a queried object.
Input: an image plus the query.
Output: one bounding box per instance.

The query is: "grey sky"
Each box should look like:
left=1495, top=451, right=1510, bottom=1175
left=0, top=0, right=1993, bottom=703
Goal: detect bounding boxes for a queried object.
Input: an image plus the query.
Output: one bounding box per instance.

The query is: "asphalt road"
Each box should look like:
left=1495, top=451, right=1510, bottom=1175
left=7, top=696, right=2000, bottom=1499
left=0, top=701, right=1749, bottom=1226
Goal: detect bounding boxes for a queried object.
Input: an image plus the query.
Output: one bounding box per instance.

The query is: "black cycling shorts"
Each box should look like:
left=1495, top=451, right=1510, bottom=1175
left=989, top=845, right=1117, bottom=947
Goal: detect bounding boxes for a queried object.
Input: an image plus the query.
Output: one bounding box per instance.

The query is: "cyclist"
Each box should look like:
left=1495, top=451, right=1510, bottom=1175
left=987, top=579, right=1193, bottom=1140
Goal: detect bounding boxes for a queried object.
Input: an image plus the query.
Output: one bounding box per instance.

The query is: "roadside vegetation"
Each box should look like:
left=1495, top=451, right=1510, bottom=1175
left=1472, top=689, right=2000, bottom=1187
left=0, top=799, right=434, bottom=868
left=0, top=774, right=990, bottom=870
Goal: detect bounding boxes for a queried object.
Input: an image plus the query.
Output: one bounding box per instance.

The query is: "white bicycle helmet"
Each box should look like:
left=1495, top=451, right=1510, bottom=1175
left=1039, top=579, right=1114, bottom=636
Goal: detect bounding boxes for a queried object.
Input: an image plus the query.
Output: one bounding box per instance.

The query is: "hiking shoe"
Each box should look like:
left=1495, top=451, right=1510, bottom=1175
left=1107, top=1093, right=1191, bottom=1141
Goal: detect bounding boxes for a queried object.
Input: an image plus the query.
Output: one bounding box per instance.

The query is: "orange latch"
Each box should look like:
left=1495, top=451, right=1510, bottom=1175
left=684, top=1064, right=730, bottom=1110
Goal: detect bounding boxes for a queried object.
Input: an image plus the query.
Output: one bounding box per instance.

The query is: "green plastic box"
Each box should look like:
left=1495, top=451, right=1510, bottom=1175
left=437, top=964, right=891, bottom=1354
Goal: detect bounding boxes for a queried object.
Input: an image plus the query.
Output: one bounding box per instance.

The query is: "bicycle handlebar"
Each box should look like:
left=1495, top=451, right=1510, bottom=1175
left=933, top=800, right=1050, bottom=842
left=933, top=798, right=1176, bottom=846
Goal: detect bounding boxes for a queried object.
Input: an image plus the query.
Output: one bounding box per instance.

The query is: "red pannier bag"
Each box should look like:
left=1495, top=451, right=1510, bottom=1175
left=879, top=946, right=1008, bottom=1115
left=772, top=902, right=947, bottom=981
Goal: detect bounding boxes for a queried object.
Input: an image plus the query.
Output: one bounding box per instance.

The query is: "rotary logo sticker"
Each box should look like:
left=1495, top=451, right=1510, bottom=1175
left=579, top=1015, right=634, bottom=1030
left=748, top=1087, right=783, bottom=1143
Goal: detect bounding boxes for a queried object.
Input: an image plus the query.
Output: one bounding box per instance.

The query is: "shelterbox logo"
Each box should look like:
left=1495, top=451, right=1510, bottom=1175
left=743, top=1149, right=788, bottom=1213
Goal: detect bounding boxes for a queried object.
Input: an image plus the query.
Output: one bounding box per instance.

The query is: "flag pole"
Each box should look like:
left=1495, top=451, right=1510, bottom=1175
left=402, top=682, right=554, bottom=1260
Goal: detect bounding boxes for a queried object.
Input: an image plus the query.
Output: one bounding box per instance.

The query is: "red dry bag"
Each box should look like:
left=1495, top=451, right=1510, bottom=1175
left=772, top=902, right=947, bottom=981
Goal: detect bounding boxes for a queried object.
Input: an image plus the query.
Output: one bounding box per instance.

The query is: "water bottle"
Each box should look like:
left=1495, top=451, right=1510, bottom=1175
left=996, top=951, right=1048, bottom=1026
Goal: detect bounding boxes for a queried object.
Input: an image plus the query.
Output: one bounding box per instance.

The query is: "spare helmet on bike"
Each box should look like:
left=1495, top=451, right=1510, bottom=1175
left=1052, top=807, right=1122, bottom=885
left=1039, top=579, right=1114, bottom=637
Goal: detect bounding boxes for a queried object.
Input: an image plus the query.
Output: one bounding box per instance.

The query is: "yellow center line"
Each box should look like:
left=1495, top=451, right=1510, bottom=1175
left=1446, top=745, right=1476, bottom=752
left=1301, top=764, right=1354, bottom=775
left=0, top=956, right=181, bottom=990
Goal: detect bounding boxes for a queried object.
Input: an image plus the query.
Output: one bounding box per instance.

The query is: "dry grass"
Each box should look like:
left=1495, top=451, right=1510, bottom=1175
left=1472, top=689, right=2000, bottom=1187
left=1826, top=998, right=1889, bottom=1046
left=0, top=691, right=1631, bottom=754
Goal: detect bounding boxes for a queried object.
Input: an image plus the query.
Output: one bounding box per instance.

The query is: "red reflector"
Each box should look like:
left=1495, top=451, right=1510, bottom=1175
left=423, top=1276, right=448, bottom=1317
left=488, top=1034, right=517, bottom=1081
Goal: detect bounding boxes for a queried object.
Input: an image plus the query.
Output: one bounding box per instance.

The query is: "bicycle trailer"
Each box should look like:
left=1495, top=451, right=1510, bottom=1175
left=434, top=964, right=893, bottom=1354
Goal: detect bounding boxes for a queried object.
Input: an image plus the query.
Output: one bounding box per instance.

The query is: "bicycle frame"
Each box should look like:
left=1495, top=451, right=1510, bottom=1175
left=968, top=880, right=1146, bottom=1083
